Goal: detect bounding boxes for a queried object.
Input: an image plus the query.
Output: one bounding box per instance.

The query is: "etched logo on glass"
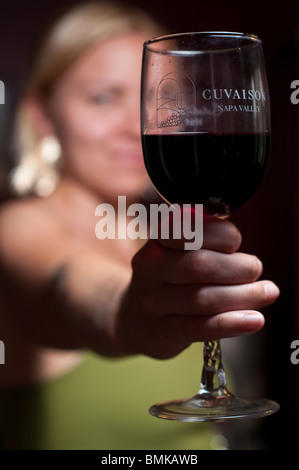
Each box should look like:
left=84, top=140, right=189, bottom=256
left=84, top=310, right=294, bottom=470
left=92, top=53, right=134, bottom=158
left=156, top=72, right=196, bottom=128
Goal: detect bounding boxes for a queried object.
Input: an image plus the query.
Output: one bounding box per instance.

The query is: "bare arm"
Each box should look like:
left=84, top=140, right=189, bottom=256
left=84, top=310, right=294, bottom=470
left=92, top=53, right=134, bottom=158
left=0, top=201, right=279, bottom=359
left=0, top=200, right=132, bottom=356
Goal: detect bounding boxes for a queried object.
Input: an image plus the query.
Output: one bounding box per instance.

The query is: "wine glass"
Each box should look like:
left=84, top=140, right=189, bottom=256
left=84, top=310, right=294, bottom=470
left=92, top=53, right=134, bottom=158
left=141, top=31, right=280, bottom=421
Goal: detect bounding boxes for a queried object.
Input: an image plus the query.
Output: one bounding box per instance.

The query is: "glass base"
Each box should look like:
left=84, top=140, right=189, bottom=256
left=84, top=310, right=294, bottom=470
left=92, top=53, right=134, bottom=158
left=149, top=391, right=280, bottom=422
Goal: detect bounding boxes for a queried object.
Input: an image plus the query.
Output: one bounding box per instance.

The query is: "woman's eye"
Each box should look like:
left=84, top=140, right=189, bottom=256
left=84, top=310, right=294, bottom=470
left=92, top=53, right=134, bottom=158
left=90, top=92, right=115, bottom=104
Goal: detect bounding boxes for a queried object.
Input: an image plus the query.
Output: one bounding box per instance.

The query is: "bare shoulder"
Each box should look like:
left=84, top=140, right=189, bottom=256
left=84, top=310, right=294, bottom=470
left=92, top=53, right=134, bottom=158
left=0, top=196, right=58, bottom=230
left=0, top=197, right=73, bottom=281
left=0, top=197, right=57, bottom=244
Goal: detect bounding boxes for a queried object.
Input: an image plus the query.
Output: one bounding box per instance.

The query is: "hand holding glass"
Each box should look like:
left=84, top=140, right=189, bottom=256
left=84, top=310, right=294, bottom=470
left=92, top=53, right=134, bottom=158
left=141, top=32, right=279, bottom=421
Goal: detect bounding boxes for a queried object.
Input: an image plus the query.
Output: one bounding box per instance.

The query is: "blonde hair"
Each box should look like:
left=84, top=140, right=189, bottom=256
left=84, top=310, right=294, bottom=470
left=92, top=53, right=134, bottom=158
left=11, top=1, right=163, bottom=197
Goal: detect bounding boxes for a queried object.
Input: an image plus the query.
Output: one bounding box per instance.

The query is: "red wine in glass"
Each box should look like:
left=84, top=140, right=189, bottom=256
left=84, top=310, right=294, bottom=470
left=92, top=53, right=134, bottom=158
left=142, top=132, right=270, bottom=215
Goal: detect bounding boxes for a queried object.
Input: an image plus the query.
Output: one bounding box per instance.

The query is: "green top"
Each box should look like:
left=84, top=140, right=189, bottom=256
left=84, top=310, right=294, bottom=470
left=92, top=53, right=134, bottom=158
left=0, top=343, right=216, bottom=450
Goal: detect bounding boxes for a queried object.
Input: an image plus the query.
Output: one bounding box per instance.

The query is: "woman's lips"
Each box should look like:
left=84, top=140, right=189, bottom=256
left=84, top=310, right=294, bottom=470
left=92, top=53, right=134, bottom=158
left=113, top=151, right=145, bottom=167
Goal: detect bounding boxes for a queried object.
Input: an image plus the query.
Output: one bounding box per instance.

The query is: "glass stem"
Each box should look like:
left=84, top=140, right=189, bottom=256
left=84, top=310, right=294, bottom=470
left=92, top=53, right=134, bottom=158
left=199, top=340, right=228, bottom=396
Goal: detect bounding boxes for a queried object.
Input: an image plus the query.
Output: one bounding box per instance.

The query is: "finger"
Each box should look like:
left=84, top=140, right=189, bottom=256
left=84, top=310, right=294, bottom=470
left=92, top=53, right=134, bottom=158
left=161, top=310, right=266, bottom=344
left=154, top=249, right=263, bottom=285
left=157, top=212, right=242, bottom=254
left=145, top=280, right=279, bottom=316
left=201, top=215, right=242, bottom=253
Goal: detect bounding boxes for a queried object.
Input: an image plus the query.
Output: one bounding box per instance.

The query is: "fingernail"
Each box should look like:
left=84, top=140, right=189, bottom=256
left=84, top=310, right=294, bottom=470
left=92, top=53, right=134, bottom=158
left=243, top=312, right=265, bottom=331
left=257, top=258, right=263, bottom=274
left=264, top=282, right=280, bottom=299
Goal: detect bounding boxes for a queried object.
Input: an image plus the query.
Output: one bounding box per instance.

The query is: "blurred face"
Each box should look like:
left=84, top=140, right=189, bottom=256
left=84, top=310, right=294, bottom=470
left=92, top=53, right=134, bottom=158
left=48, top=32, right=150, bottom=203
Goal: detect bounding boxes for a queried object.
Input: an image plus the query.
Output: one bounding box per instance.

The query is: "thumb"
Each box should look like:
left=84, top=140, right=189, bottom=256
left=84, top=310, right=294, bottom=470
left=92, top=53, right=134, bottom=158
left=151, top=204, right=203, bottom=251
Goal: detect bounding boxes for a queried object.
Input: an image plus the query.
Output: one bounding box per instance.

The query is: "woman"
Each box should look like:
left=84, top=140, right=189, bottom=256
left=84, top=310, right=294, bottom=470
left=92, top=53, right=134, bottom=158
left=0, top=1, right=279, bottom=449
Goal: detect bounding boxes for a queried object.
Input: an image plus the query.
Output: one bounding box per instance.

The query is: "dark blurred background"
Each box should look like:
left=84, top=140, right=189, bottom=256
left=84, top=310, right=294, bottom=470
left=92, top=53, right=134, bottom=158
left=0, top=0, right=298, bottom=449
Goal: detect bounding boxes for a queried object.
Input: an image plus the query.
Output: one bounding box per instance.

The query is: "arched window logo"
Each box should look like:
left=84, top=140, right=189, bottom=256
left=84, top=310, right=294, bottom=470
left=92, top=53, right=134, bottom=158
left=156, top=72, right=195, bottom=128
left=0, top=81, right=4, bottom=104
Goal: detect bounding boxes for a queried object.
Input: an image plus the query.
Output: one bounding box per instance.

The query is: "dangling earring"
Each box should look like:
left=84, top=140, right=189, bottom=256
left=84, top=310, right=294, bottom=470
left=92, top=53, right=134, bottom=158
left=40, top=135, right=61, bottom=165
left=36, top=135, right=61, bottom=197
